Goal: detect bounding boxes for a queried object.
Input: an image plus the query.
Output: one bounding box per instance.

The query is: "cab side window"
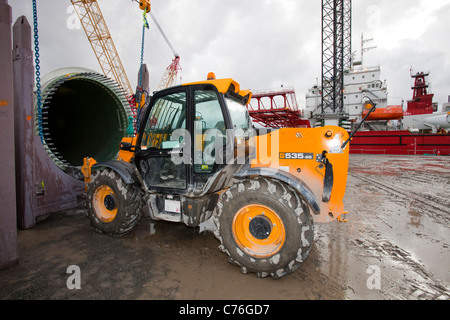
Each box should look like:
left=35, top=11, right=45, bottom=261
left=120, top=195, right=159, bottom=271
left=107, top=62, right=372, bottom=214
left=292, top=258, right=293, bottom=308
left=194, top=90, right=226, bottom=173
left=140, top=91, right=186, bottom=150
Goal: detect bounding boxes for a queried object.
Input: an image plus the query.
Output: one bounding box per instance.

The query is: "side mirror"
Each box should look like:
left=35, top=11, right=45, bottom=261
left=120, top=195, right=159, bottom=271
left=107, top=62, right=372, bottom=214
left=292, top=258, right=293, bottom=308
left=120, top=141, right=136, bottom=152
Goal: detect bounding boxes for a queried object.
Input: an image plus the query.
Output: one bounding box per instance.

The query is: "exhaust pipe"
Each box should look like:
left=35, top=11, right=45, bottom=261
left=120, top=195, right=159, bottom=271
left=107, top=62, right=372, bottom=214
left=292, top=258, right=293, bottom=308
left=36, top=68, right=133, bottom=172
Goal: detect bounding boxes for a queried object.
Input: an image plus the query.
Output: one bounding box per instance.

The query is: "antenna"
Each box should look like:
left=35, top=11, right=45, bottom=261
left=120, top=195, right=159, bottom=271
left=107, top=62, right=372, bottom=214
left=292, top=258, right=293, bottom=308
left=361, top=33, right=377, bottom=67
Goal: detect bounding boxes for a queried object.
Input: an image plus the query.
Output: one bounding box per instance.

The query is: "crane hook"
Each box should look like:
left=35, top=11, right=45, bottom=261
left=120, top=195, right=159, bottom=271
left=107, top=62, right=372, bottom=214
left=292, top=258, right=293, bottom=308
left=139, top=0, right=151, bottom=12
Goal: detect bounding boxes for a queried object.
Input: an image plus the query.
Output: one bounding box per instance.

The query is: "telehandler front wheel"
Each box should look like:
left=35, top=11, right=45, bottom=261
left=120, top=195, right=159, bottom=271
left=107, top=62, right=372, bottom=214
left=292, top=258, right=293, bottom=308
left=86, top=169, right=143, bottom=236
left=214, top=177, right=314, bottom=278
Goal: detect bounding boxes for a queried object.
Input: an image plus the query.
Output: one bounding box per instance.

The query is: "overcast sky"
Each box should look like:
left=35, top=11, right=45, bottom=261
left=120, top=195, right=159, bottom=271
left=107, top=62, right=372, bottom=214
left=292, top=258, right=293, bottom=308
left=10, top=0, right=450, bottom=109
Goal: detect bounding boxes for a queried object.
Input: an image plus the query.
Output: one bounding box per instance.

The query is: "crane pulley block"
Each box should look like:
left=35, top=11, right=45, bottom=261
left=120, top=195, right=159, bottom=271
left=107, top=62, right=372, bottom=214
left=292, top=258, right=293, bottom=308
left=139, top=0, right=151, bottom=12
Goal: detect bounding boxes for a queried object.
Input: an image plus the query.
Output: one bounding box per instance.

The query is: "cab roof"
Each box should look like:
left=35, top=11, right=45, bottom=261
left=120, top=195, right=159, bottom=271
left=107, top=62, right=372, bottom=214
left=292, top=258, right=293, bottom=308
left=183, top=78, right=252, bottom=105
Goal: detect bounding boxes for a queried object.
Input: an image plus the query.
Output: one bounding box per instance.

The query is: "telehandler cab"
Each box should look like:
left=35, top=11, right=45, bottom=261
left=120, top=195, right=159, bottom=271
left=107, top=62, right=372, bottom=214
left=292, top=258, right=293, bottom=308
left=82, top=75, right=351, bottom=278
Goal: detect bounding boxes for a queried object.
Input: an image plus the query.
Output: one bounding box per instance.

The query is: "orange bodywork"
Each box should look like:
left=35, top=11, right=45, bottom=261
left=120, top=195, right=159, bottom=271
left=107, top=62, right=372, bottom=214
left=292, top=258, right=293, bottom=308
left=250, top=126, right=350, bottom=223
left=81, top=157, right=97, bottom=191
left=117, top=137, right=137, bottom=163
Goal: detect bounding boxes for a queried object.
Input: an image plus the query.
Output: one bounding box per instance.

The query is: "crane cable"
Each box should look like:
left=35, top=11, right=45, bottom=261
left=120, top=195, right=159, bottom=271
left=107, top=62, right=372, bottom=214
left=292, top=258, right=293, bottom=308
left=149, top=11, right=179, bottom=58
left=139, top=8, right=149, bottom=88
left=135, top=7, right=150, bottom=134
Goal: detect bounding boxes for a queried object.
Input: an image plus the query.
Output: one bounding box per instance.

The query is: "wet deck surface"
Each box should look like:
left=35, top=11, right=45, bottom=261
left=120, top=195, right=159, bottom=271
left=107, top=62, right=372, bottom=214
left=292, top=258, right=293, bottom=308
left=0, top=155, right=449, bottom=300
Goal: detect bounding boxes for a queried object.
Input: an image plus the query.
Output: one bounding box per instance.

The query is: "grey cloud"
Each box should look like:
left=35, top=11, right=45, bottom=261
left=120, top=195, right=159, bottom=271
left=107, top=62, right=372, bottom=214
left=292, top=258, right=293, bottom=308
left=10, top=0, right=450, bottom=108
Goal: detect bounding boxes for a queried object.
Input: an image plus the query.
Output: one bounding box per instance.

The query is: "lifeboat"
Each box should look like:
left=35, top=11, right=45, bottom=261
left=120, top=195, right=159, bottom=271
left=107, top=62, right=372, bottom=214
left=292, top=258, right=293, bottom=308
left=362, top=105, right=404, bottom=121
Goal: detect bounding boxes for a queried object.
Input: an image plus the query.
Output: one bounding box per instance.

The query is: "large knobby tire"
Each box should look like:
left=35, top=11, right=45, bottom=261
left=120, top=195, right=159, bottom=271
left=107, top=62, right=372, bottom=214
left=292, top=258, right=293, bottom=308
left=214, top=177, right=314, bottom=278
left=86, top=169, right=143, bottom=236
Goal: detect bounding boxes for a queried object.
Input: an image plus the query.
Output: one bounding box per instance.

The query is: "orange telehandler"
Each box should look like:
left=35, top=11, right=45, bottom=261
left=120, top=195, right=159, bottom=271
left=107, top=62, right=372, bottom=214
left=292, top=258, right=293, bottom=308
left=80, top=74, right=372, bottom=278
left=79, top=0, right=380, bottom=278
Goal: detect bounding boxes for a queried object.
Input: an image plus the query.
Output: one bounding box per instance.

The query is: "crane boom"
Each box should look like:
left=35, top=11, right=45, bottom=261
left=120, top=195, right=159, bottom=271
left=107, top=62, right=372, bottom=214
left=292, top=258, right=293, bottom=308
left=70, top=0, right=134, bottom=96
left=149, top=11, right=178, bottom=58
left=149, top=12, right=182, bottom=91
left=72, top=0, right=180, bottom=96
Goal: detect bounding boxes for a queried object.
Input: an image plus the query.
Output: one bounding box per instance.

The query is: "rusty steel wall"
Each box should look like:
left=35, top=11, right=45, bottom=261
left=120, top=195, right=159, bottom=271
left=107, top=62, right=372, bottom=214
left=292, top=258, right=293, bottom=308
left=13, top=15, right=85, bottom=230
left=0, top=0, right=18, bottom=270
left=1, top=0, right=161, bottom=271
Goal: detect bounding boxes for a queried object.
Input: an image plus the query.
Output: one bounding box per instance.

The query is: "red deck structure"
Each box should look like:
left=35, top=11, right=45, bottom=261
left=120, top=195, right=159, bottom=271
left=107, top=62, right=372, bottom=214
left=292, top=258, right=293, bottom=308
left=351, top=71, right=450, bottom=155
left=248, top=87, right=310, bottom=128
left=350, top=130, right=450, bottom=155
left=405, top=71, right=435, bottom=116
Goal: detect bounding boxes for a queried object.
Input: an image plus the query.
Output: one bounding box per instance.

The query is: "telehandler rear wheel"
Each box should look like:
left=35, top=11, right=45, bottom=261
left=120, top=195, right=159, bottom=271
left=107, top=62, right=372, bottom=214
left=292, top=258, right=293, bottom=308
left=86, top=169, right=143, bottom=236
left=214, top=177, right=314, bottom=278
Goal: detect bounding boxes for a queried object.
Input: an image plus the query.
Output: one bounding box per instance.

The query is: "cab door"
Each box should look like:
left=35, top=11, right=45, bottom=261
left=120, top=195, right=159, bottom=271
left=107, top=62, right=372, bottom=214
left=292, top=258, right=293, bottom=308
left=134, top=85, right=233, bottom=223
left=135, top=88, right=189, bottom=192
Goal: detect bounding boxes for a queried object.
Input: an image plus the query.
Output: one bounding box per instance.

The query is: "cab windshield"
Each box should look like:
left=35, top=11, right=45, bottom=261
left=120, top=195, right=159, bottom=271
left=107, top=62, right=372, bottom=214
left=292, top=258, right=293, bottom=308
left=225, top=97, right=252, bottom=132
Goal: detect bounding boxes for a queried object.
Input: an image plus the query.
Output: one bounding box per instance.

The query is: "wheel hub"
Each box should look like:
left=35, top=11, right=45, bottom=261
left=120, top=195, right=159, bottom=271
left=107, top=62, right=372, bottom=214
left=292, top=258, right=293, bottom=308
left=249, top=216, right=272, bottom=240
left=104, top=194, right=116, bottom=211
left=93, top=185, right=118, bottom=223
left=232, top=204, right=286, bottom=258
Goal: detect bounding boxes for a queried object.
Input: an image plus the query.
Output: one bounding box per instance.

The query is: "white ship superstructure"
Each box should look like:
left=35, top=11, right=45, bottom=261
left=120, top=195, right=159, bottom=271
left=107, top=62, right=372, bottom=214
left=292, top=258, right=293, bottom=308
left=305, top=66, right=388, bottom=124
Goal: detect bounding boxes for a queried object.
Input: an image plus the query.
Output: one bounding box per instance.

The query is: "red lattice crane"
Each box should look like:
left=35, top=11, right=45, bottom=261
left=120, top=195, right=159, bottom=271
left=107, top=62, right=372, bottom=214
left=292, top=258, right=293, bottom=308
left=156, top=56, right=182, bottom=91
left=248, top=87, right=310, bottom=128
